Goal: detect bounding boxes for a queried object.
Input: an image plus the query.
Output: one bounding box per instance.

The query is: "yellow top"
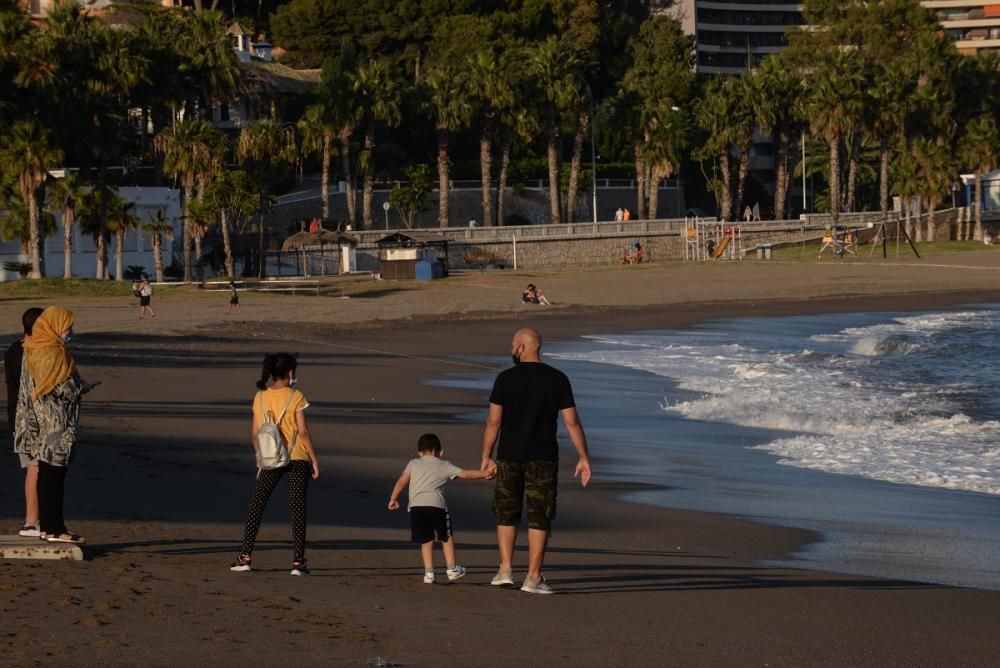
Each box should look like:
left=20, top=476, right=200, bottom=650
left=253, top=387, right=310, bottom=461
left=23, top=306, right=77, bottom=400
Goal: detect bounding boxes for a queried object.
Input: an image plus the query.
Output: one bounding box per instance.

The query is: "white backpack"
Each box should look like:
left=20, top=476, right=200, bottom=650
left=254, top=390, right=295, bottom=469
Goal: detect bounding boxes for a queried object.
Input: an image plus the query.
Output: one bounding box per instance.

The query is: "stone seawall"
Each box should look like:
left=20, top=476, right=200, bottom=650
left=354, top=232, right=684, bottom=271
left=275, top=185, right=685, bottom=230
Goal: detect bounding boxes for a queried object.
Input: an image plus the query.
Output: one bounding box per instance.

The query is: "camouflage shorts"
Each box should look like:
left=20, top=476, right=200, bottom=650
left=492, top=460, right=558, bottom=531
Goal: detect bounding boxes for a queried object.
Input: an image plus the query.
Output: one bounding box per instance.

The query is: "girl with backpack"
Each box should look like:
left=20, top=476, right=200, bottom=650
left=231, top=353, right=319, bottom=575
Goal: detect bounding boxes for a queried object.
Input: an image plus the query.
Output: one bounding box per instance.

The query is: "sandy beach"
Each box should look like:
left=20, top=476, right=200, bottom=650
left=2, top=250, right=1000, bottom=666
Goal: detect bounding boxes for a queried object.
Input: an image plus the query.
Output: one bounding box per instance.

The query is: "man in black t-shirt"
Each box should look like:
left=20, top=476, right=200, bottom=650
left=4, top=307, right=44, bottom=537
left=481, top=328, right=591, bottom=595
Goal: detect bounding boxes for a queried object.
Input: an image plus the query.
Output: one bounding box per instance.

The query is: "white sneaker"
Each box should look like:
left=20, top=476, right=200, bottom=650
left=446, top=565, right=466, bottom=582
left=490, top=569, right=514, bottom=586
left=230, top=554, right=252, bottom=572
left=19, top=523, right=41, bottom=538
left=423, top=571, right=435, bottom=584
left=521, top=575, right=554, bottom=595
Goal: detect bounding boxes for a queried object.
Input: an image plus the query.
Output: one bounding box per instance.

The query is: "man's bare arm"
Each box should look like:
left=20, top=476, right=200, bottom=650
left=481, top=403, right=503, bottom=471
left=561, top=406, right=591, bottom=487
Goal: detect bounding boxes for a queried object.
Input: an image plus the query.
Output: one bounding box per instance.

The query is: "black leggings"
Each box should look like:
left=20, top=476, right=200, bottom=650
left=240, top=460, right=311, bottom=563
left=37, top=461, right=68, bottom=535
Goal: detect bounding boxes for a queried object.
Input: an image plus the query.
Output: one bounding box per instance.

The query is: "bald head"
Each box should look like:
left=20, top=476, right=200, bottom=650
left=511, top=328, right=542, bottom=363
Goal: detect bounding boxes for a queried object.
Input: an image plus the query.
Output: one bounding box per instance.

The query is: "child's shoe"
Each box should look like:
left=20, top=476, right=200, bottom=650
left=423, top=571, right=435, bottom=584
left=290, top=560, right=310, bottom=576
left=230, top=554, right=252, bottom=572
left=446, top=565, right=467, bottom=582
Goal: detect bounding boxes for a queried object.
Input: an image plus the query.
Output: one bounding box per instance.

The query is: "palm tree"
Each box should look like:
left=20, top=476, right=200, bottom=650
left=106, top=195, right=138, bottom=281
left=176, top=10, right=238, bottom=119
left=47, top=173, right=88, bottom=279
left=143, top=208, right=174, bottom=283
left=204, top=169, right=258, bottom=279
left=642, top=101, right=689, bottom=220
left=79, top=180, right=113, bottom=280
left=911, top=137, right=955, bottom=242
left=527, top=38, right=581, bottom=225
left=958, top=116, right=999, bottom=242
left=424, top=64, right=473, bottom=228
left=320, top=44, right=360, bottom=228
left=351, top=59, right=402, bottom=230
left=496, top=106, right=538, bottom=228
left=0, top=121, right=63, bottom=279
left=237, top=120, right=296, bottom=276
left=695, top=80, right=737, bottom=221
left=752, top=56, right=801, bottom=221
left=804, top=50, right=865, bottom=223
left=467, top=50, right=514, bottom=227
left=154, top=119, right=217, bottom=281
left=298, top=104, right=334, bottom=223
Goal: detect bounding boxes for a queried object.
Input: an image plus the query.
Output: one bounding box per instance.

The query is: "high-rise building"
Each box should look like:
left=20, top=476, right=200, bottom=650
left=926, top=2, right=1000, bottom=55
left=674, top=1, right=1000, bottom=76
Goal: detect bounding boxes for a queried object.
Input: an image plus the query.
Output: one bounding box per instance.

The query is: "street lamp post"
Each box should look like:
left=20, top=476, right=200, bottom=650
left=382, top=201, right=390, bottom=231
left=585, top=82, right=598, bottom=224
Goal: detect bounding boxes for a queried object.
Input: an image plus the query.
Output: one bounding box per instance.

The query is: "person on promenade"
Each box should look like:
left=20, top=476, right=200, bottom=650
left=231, top=353, right=319, bottom=576
left=481, top=328, right=591, bottom=594
left=227, top=281, right=241, bottom=315
left=752, top=202, right=761, bottom=222
left=5, top=307, right=43, bottom=537
left=743, top=205, right=752, bottom=222
left=15, top=306, right=97, bottom=544
left=622, top=208, right=631, bottom=221
left=138, top=274, right=156, bottom=320
left=388, top=433, right=493, bottom=584
left=614, top=207, right=624, bottom=222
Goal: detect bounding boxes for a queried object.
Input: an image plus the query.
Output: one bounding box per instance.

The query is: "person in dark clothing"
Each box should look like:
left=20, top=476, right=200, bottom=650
left=4, top=307, right=44, bottom=537
left=481, top=328, right=591, bottom=594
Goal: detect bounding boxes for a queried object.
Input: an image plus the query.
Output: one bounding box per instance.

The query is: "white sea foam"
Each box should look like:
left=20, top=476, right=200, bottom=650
left=553, top=310, right=1000, bottom=496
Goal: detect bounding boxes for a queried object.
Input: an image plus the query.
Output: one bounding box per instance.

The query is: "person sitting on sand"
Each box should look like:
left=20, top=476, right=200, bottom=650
left=388, top=433, right=493, bottom=584
left=231, top=353, right=319, bottom=576
left=522, top=284, right=551, bottom=306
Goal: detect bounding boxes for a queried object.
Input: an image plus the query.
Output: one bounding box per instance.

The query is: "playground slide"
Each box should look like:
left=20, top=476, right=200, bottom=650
left=711, top=235, right=730, bottom=259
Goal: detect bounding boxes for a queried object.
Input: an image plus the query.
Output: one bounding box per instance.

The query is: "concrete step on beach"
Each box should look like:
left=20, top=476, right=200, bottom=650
left=0, top=535, right=84, bottom=561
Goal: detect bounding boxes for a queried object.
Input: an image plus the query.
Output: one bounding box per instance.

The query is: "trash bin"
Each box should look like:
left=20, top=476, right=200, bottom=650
left=414, top=260, right=433, bottom=281
left=756, top=244, right=772, bottom=260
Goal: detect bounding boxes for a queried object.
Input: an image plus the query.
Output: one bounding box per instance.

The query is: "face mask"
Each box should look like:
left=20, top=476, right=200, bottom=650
left=511, top=346, right=522, bottom=366
left=289, top=376, right=299, bottom=386
left=62, top=335, right=71, bottom=344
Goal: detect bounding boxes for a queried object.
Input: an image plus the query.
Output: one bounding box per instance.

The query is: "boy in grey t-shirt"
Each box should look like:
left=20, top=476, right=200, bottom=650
left=388, top=433, right=492, bottom=583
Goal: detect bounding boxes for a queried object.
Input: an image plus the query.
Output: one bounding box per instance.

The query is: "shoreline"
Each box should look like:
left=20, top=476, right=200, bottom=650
left=2, top=264, right=1000, bottom=665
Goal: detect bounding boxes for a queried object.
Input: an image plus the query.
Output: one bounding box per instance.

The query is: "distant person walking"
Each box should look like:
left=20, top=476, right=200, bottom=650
left=614, top=207, right=624, bottom=222
left=227, top=281, right=241, bottom=315
left=752, top=202, right=761, bottom=222
left=15, top=306, right=97, bottom=544
left=138, top=274, right=156, bottom=319
left=743, top=205, right=753, bottom=222
left=622, top=208, right=631, bottom=221
left=5, top=307, right=43, bottom=537
left=231, top=353, right=319, bottom=576
left=481, top=328, right=591, bottom=594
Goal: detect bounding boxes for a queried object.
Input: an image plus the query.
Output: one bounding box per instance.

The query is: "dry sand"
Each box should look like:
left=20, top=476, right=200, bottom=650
left=2, top=250, right=1000, bottom=666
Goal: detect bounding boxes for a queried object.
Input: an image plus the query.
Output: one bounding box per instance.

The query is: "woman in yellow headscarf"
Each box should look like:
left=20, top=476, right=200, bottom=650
left=15, top=306, right=95, bottom=544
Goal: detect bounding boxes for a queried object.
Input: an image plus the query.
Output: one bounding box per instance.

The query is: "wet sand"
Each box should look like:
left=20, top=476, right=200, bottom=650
left=2, top=252, right=1000, bottom=666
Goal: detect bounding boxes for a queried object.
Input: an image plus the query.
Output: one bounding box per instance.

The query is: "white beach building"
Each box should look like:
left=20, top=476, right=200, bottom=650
left=0, top=186, right=182, bottom=281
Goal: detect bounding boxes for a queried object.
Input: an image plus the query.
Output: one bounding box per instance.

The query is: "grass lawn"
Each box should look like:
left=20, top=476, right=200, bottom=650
left=767, top=239, right=998, bottom=262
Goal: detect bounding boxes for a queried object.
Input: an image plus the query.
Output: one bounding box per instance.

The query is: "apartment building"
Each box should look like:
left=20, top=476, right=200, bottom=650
left=673, top=1, right=1000, bottom=76
left=926, top=1, right=1000, bottom=55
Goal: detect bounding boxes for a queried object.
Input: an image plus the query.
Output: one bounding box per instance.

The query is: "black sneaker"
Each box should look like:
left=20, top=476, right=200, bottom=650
left=290, top=560, right=309, bottom=576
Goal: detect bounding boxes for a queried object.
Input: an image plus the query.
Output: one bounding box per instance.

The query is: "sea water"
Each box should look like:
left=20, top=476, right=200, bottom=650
left=440, top=306, right=1000, bottom=590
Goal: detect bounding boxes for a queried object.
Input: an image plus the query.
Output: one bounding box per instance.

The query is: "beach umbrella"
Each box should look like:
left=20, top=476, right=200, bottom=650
left=281, top=230, right=318, bottom=277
